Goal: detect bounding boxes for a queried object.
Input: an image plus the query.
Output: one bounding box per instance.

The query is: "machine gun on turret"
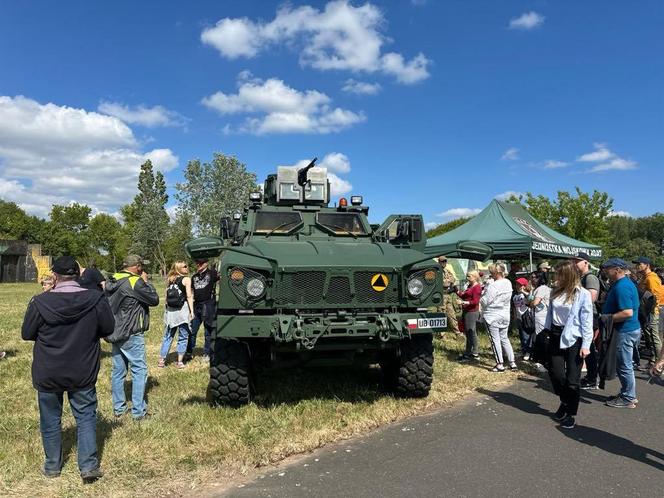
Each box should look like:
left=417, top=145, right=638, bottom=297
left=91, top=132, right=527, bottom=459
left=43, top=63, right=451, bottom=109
left=297, top=157, right=317, bottom=187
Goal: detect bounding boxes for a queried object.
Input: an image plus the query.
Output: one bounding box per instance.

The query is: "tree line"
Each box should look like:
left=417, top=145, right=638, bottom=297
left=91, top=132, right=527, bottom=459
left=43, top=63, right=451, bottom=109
left=0, top=153, right=257, bottom=274
left=426, top=187, right=664, bottom=267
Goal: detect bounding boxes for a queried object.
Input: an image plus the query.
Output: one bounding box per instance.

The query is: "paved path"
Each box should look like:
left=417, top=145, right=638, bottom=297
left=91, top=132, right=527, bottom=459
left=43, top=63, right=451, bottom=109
left=222, top=367, right=664, bottom=497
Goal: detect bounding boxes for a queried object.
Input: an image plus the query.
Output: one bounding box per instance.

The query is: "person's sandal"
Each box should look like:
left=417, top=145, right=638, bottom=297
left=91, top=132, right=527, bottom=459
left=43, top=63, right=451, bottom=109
left=157, top=358, right=165, bottom=368
left=176, top=361, right=186, bottom=369
left=491, top=364, right=506, bottom=372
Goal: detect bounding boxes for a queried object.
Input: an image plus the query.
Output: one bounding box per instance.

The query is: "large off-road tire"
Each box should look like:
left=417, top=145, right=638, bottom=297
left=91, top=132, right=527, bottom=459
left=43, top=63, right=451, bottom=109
left=384, top=334, right=434, bottom=398
left=208, top=338, right=253, bottom=407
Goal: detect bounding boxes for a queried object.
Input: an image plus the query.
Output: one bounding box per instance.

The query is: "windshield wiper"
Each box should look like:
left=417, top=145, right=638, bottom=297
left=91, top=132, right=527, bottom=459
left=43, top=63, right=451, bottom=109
left=320, top=223, right=359, bottom=239
left=265, top=220, right=302, bottom=238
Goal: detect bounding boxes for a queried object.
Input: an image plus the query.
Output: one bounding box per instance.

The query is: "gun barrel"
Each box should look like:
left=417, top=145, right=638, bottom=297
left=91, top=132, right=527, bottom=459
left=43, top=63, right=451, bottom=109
left=297, top=157, right=317, bottom=186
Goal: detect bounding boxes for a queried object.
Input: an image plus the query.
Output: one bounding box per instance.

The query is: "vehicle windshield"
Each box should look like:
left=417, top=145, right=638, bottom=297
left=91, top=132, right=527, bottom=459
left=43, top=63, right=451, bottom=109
left=254, top=211, right=302, bottom=234
left=317, top=212, right=368, bottom=235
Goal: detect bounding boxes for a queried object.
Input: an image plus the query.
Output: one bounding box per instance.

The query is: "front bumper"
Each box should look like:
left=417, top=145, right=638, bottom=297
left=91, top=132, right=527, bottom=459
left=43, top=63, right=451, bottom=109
left=216, top=311, right=447, bottom=348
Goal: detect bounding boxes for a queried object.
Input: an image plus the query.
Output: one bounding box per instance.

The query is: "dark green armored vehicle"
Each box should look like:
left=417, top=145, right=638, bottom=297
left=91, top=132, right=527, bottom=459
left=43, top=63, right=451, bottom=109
left=185, top=160, right=447, bottom=406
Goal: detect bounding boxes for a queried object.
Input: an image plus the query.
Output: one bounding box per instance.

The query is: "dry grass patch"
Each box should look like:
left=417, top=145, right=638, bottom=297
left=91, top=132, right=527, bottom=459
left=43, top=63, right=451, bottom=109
left=0, top=283, right=519, bottom=497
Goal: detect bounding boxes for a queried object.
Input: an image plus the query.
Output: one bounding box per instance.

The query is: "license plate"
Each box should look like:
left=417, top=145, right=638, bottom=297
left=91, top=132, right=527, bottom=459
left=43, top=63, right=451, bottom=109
left=408, top=317, right=447, bottom=329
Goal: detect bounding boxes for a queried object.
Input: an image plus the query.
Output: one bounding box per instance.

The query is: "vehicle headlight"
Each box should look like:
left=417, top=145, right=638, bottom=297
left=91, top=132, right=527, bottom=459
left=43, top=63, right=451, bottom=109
left=246, top=278, right=265, bottom=297
left=407, top=278, right=424, bottom=297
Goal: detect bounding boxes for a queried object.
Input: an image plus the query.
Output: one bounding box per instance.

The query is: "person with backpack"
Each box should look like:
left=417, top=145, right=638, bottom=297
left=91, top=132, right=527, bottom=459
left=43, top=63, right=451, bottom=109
left=158, top=261, right=194, bottom=369
left=105, top=255, right=159, bottom=420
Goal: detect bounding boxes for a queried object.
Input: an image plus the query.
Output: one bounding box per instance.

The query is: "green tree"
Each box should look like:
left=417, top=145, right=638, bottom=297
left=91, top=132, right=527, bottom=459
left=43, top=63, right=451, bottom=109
left=89, top=213, right=130, bottom=271
left=508, top=187, right=613, bottom=245
left=125, top=160, right=170, bottom=274
left=0, top=200, right=46, bottom=242
left=176, top=153, right=258, bottom=236
left=164, top=210, right=193, bottom=264
left=426, top=217, right=471, bottom=239
left=42, top=203, right=92, bottom=258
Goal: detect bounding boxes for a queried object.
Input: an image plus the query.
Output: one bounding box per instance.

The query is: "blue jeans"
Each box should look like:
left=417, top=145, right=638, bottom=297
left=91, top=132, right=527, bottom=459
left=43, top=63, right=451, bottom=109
left=111, top=334, right=148, bottom=418
left=38, top=387, right=98, bottom=474
left=616, top=328, right=641, bottom=402
left=159, top=323, right=190, bottom=359
left=188, top=301, right=213, bottom=356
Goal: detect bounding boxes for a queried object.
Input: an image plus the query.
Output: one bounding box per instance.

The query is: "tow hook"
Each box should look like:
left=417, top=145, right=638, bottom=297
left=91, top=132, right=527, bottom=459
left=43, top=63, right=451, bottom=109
left=377, top=316, right=391, bottom=342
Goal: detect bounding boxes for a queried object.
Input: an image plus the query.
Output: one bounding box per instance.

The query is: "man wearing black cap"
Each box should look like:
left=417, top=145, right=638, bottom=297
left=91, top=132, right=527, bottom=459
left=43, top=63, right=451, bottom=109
left=105, top=254, right=159, bottom=420
left=600, top=258, right=641, bottom=408
left=21, top=256, right=115, bottom=483
left=186, top=258, right=219, bottom=360
left=633, top=256, right=664, bottom=365
left=572, top=252, right=601, bottom=389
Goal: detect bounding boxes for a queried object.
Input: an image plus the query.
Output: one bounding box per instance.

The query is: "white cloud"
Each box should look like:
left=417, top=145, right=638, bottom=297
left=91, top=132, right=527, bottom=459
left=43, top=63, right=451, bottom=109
left=319, top=152, right=351, bottom=173
left=495, top=190, right=524, bottom=201
left=280, top=153, right=353, bottom=196
left=589, top=157, right=638, bottom=173
left=0, top=95, right=178, bottom=217
left=509, top=12, right=545, bottom=30
left=202, top=74, right=365, bottom=134
left=501, top=147, right=520, bottom=161
left=437, top=208, right=482, bottom=219
left=201, top=1, right=431, bottom=84
left=577, top=143, right=614, bottom=162
left=341, top=79, right=381, bottom=95
left=576, top=143, right=638, bottom=173
left=607, top=210, right=632, bottom=218
left=542, top=160, right=569, bottom=169
left=424, top=221, right=439, bottom=230
left=98, top=101, right=187, bottom=128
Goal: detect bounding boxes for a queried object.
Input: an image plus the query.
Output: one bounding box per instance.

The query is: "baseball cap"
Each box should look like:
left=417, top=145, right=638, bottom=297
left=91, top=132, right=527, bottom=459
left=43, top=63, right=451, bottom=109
left=600, top=257, right=629, bottom=270
left=122, top=254, right=149, bottom=267
left=52, top=256, right=80, bottom=276
left=516, top=277, right=529, bottom=286
left=633, top=256, right=653, bottom=266
left=538, top=261, right=551, bottom=271
left=571, top=251, right=591, bottom=262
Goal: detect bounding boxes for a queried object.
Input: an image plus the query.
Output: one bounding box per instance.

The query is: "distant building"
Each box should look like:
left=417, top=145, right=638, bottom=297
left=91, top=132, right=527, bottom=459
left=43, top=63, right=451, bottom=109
left=0, top=240, right=51, bottom=283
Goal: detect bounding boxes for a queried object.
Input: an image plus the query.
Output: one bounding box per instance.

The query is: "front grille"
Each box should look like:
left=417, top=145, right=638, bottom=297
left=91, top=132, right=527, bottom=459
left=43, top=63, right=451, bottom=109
left=354, top=271, right=399, bottom=305
left=326, top=276, right=351, bottom=304
left=275, top=271, right=326, bottom=305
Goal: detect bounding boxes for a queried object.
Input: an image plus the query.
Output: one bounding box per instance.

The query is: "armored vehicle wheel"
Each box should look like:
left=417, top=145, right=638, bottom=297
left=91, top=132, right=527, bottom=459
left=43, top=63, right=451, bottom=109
left=382, top=334, right=434, bottom=398
left=208, top=338, right=253, bottom=407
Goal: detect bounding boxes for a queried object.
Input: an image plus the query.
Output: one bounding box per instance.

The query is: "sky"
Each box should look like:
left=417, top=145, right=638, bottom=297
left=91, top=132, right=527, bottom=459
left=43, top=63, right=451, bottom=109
left=0, top=0, right=662, bottom=229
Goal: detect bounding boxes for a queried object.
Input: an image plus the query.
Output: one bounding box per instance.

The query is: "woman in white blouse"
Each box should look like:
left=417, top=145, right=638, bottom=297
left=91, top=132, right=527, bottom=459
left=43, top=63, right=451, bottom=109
left=544, top=260, right=593, bottom=430
left=480, top=263, right=516, bottom=372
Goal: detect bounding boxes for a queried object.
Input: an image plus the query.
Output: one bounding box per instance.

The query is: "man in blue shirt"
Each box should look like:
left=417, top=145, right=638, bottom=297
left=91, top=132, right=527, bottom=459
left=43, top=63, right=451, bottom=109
left=601, top=258, right=640, bottom=408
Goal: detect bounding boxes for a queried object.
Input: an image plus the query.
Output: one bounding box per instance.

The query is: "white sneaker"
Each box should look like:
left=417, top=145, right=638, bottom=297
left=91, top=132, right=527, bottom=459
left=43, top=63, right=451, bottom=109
left=523, top=354, right=531, bottom=361
left=534, top=363, right=547, bottom=373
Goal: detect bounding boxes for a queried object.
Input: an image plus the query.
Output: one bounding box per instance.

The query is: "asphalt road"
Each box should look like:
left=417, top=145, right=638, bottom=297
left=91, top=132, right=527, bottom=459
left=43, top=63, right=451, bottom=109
left=222, top=367, right=664, bottom=498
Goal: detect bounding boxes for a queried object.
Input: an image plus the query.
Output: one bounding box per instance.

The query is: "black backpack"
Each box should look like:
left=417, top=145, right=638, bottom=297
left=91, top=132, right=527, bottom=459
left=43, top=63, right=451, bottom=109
left=521, top=308, right=536, bottom=335
left=166, top=276, right=186, bottom=308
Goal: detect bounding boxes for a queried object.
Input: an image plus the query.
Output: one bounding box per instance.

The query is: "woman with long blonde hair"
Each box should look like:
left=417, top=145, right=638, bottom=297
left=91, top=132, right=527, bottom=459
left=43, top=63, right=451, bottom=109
left=457, top=270, right=482, bottom=361
left=544, top=260, right=593, bottom=429
left=480, top=263, right=516, bottom=372
left=158, top=261, right=194, bottom=369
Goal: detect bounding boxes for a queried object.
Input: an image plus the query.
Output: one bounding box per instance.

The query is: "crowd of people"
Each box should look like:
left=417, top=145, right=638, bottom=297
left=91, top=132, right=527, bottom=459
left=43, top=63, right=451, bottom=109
left=439, top=252, right=664, bottom=428
left=10, top=249, right=664, bottom=482
left=18, top=254, right=218, bottom=484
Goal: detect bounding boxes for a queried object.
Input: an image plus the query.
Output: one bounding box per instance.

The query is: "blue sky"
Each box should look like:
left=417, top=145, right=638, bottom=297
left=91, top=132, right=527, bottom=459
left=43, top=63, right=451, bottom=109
left=0, top=0, right=662, bottom=228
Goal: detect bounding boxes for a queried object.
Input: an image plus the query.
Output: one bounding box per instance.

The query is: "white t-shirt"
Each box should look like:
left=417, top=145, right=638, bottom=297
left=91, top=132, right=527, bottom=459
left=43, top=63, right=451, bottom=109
left=532, top=285, right=551, bottom=333
left=551, top=293, right=574, bottom=327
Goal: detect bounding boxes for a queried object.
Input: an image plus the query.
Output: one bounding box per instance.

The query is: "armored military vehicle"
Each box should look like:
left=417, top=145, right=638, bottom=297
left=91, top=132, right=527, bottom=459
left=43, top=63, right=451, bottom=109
left=185, top=159, right=447, bottom=407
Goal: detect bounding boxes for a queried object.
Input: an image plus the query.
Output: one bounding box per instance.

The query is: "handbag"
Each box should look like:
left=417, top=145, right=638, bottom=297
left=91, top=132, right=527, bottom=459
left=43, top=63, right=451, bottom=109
left=521, top=308, right=536, bottom=335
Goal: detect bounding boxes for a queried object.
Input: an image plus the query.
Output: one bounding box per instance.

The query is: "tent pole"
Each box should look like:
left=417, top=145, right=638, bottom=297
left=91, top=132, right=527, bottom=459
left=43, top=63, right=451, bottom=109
left=529, top=250, right=533, bottom=272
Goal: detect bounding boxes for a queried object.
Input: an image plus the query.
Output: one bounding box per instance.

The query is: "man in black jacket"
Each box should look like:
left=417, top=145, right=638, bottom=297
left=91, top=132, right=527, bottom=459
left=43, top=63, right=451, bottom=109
left=105, top=254, right=159, bottom=420
left=21, top=256, right=114, bottom=483
left=186, top=258, right=219, bottom=360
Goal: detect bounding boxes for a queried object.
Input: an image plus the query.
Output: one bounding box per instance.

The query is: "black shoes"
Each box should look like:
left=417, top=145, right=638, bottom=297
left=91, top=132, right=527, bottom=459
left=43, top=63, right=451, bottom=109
left=560, top=415, right=576, bottom=429
left=553, top=403, right=567, bottom=421
left=580, top=378, right=599, bottom=390
left=81, top=468, right=103, bottom=484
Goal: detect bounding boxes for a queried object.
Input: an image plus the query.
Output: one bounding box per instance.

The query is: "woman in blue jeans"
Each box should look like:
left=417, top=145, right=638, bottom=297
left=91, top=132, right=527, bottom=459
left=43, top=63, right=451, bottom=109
left=159, top=261, right=194, bottom=369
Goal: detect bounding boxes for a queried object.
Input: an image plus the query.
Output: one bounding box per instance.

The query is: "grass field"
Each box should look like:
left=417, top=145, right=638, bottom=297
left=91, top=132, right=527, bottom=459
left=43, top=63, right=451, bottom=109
left=0, top=282, right=521, bottom=497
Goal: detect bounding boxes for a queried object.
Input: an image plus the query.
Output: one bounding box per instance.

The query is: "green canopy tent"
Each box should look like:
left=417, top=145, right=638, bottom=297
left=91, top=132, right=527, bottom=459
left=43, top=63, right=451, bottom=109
left=425, top=200, right=602, bottom=264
